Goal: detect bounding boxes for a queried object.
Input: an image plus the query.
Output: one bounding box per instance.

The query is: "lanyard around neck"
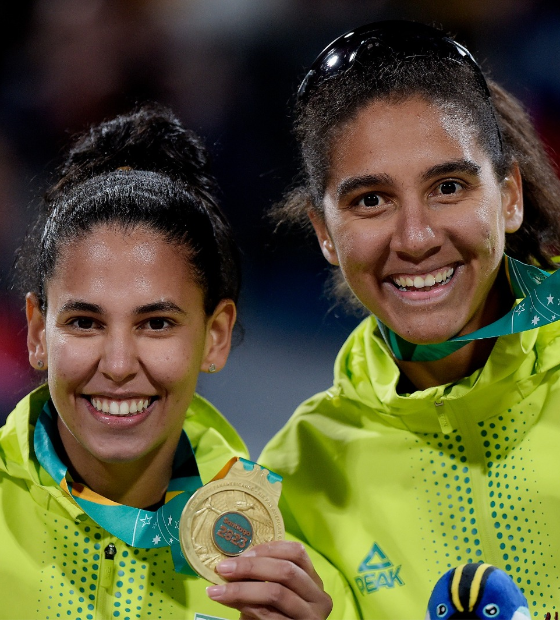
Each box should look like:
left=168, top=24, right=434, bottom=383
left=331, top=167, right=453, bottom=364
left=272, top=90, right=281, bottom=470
left=34, top=401, right=202, bottom=575
left=377, top=255, right=560, bottom=362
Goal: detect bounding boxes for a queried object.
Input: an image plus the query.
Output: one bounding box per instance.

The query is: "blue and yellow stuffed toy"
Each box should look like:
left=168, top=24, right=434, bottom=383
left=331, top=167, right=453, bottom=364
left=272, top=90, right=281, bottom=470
left=425, top=563, right=530, bottom=619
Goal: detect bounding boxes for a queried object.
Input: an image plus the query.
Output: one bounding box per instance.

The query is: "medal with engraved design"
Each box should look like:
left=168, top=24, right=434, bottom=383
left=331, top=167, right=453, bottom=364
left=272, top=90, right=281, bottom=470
left=179, top=457, right=285, bottom=584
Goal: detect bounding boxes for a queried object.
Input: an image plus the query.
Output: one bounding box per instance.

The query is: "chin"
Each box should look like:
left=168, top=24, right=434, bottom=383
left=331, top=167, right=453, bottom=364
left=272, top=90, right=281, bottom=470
left=389, top=313, right=469, bottom=346
left=395, top=328, right=459, bottom=346
left=99, top=454, right=140, bottom=465
left=90, top=445, right=150, bottom=465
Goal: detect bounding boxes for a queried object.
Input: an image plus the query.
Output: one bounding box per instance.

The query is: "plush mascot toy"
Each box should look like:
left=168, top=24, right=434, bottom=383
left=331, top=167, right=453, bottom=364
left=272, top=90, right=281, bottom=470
left=425, top=563, right=530, bottom=619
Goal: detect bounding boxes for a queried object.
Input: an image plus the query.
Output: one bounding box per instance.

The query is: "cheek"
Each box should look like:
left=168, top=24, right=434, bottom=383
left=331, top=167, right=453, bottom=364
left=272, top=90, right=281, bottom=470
left=145, top=338, right=203, bottom=388
left=47, top=335, right=96, bottom=383
left=334, top=224, right=384, bottom=271
left=474, top=201, right=507, bottom=257
left=451, top=198, right=506, bottom=261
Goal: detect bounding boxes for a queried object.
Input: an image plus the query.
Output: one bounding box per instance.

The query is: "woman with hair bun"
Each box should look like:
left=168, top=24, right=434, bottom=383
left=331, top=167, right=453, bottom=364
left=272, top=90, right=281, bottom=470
left=260, top=20, right=560, bottom=619
left=0, top=103, right=350, bottom=620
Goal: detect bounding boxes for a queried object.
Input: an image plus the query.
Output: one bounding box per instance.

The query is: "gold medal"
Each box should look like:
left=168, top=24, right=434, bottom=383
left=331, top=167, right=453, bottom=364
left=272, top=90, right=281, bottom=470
left=179, top=457, right=285, bottom=584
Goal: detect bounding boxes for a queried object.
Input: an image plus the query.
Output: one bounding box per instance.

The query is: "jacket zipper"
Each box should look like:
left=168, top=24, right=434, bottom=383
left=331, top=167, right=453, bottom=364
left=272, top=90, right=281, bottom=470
left=98, top=539, right=117, bottom=615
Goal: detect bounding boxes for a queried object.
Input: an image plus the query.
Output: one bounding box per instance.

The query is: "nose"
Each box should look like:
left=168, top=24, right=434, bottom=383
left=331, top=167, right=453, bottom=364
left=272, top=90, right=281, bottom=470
left=390, top=201, right=443, bottom=260
left=98, top=328, right=139, bottom=384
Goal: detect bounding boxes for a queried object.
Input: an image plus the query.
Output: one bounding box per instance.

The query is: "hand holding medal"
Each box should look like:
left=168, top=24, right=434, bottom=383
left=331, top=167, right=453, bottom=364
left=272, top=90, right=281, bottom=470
left=180, top=456, right=285, bottom=584
left=182, top=457, right=333, bottom=619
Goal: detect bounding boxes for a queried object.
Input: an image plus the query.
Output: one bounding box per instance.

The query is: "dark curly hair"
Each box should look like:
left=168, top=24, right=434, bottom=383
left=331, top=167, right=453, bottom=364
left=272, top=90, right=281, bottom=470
left=15, top=102, right=241, bottom=316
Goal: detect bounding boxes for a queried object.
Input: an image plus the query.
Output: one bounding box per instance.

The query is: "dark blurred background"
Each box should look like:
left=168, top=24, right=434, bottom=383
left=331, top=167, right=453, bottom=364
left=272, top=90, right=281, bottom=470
left=1, top=0, right=560, bottom=458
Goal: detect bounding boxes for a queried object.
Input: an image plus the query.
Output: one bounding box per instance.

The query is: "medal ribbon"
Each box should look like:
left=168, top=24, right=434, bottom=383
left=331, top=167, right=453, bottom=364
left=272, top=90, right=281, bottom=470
left=377, top=255, right=560, bottom=362
left=34, top=401, right=202, bottom=575
left=211, top=455, right=283, bottom=485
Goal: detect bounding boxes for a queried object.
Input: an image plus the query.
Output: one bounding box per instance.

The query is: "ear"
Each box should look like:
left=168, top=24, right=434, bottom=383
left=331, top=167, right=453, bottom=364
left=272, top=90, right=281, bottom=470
left=501, top=162, right=523, bottom=234
left=308, top=209, right=339, bottom=266
left=26, top=293, right=48, bottom=371
left=201, top=299, right=237, bottom=373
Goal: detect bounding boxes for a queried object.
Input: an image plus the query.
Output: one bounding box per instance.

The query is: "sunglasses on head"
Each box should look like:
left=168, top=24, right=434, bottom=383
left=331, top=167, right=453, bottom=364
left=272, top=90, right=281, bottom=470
left=297, top=20, right=492, bottom=104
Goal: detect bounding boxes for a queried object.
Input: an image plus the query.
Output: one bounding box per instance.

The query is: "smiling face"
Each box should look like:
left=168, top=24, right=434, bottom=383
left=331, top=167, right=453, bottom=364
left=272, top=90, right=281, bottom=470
left=26, top=225, right=235, bottom=475
left=311, top=96, right=523, bottom=344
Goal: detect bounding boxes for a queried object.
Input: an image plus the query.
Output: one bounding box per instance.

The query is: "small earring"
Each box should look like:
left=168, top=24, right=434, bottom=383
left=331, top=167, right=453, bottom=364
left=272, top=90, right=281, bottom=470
left=208, top=363, right=217, bottom=373
left=36, top=360, right=44, bottom=369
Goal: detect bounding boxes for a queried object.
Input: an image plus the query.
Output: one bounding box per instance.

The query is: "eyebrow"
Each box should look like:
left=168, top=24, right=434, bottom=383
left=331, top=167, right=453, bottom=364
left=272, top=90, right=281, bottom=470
left=420, top=159, right=482, bottom=182
left=335, top=159, right=482, bottom=201
left=59, top=300, right=103, bottom=314
left=58, top=299, right=186, bottom=316
left=336, top=174, right=393, bottom=200
left=133, top=301, right=186, bottom=316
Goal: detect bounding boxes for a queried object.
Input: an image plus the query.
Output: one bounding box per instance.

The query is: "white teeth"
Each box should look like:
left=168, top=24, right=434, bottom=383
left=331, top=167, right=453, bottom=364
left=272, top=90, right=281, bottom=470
left=90, top=397, right=152, bottom=416
left=393, top=267, right=454, bottom=290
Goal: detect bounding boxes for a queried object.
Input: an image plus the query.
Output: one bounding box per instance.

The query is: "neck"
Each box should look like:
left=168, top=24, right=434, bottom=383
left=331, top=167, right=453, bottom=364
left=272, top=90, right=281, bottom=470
left=396, top=337, right=497, bottom=391
left=395, top=267, right=514, bottom=391
left=55, top=420, right=177, bottom=509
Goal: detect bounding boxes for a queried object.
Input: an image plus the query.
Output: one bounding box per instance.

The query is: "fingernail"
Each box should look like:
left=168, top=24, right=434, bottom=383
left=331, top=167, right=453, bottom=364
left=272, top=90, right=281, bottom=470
left=242, top=549, right=256, bottom=557
left=206, top=585, right=226, bottom=600
left=216, top=560, right=235, bottom=575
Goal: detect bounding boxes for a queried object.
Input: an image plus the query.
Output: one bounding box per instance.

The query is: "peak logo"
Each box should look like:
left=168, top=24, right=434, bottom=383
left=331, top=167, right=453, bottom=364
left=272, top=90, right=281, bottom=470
left=355, top=543, right=405, bottom=595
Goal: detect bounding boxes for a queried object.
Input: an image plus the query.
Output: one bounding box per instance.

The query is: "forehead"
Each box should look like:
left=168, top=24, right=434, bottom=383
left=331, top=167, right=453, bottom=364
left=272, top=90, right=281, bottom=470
left=327, top=96, right=486, bottom=184
left=48, top=225, right=196, bottom=305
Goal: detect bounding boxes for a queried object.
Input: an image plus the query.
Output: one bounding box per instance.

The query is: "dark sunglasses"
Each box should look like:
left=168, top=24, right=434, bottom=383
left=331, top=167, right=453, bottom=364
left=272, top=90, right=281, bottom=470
left=297, top=20, right=491, bottom=103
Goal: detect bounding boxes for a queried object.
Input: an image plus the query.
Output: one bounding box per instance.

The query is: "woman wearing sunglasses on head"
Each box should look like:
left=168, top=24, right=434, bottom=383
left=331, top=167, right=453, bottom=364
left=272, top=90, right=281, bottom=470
left=260, top=20, right=560, bottom=619
left=0, top=103, right=353, bottom=620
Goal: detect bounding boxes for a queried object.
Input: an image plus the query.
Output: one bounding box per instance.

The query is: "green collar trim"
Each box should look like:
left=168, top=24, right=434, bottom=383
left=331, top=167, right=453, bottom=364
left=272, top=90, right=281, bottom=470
left=34, top=401, right=201, bottom=575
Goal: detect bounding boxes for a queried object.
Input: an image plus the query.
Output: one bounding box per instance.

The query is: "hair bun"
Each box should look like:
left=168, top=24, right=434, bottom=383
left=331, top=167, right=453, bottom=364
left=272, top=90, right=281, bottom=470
left=47, top=102, right=218, bottom=204
left=16, top=102, right=241, bottom=316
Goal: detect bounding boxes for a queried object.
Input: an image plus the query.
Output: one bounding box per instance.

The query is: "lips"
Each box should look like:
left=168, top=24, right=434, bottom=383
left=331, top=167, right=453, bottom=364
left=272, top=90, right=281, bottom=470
left=87, top=396, right=156, bottom=416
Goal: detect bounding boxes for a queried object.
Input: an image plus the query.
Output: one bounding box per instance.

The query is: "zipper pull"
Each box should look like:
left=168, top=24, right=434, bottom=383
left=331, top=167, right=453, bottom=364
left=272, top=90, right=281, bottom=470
left=435, top=400, right=453, bottom=434
left=101, top=543, right=117, bottom=589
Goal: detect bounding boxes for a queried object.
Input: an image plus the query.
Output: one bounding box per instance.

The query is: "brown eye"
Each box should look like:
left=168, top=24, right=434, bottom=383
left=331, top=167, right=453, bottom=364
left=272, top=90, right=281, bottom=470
left=147, top=318, right=167, bottom=330
left=357, top=193, right=384, bottom=208
left=74, top=318, right=94, bottom=329
left=439, top=181, right=460, bottom=195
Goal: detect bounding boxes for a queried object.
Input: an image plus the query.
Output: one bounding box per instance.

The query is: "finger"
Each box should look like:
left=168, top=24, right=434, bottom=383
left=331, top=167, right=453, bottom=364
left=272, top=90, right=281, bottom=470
left=207, top=580, right=331, bottom=620
left=239, top=607, right=274, bottom=620
left=216, top=553, right=319, bottom=604
left=238, top=605, right=308, bottom=620
left=210, top=540, right=333, bottom=618
left=213, top=555, right=333, bottom=619
left=239, top=606, right=278, bottom=620
left=239, top=540, right=325, bottom=590
left=208, top=580, right=299, bottom=619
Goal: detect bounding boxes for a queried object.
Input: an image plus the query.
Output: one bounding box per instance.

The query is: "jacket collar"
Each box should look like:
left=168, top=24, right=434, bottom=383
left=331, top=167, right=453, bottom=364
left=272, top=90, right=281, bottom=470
left=333, top=316, right=556, bottom=433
